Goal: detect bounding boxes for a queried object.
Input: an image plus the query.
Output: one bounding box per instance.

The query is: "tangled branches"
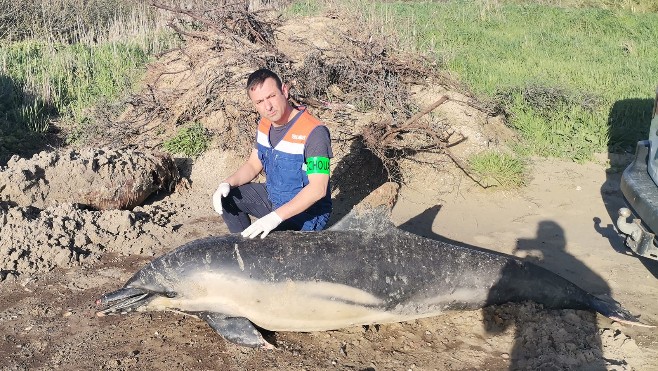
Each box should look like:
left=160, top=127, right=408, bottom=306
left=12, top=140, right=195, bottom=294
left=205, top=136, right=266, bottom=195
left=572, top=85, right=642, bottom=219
left=282, top=34, right=470, bottom=182
left=360, top=95, right=472, bottom=183
left=105, top=3, right=496, bottom=186
left=369, top=96, right=450, bottom=151
left=150, top=0, right=277, bottom=47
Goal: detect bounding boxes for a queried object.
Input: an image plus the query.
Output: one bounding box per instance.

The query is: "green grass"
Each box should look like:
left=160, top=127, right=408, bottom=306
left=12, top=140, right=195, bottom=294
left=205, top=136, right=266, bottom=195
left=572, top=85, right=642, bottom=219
left=1, top=40, right=153, bottom=124
left=0, top=0, right=175, bottom=164
left=353, top=0, right=658, bottom=161
left=163, top=122, right=210, bottom=158
left=2, top=44, right=147, bottom=161
left=0, top=37, right=172, bottom=161
left=505, top=0, right=658, bottom=13
left=468, top=150, right=527, bottom=189
left=285, top=0, right=324, bottom=16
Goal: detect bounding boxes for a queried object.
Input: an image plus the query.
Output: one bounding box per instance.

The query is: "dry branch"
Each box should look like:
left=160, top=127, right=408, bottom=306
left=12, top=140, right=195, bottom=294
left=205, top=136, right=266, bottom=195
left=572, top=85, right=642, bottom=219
left=380, top=96, right=449, bottom=147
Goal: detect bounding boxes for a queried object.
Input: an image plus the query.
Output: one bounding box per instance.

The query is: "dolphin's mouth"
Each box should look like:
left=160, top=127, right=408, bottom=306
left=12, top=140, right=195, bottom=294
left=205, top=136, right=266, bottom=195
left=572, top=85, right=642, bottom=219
left=95, top=287, right=156, bottom=316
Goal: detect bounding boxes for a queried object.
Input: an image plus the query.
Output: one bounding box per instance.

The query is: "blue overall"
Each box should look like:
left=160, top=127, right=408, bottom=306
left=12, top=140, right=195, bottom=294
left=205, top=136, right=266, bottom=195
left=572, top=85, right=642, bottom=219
left=256, top=110, right=332, bottom=231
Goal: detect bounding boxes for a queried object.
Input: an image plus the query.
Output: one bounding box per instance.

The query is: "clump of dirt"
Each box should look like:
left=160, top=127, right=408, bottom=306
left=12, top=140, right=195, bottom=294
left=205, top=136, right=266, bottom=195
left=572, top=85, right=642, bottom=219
left=0, top=147, right=179, bottom=210
left=483, top=302, right=625, bottom=369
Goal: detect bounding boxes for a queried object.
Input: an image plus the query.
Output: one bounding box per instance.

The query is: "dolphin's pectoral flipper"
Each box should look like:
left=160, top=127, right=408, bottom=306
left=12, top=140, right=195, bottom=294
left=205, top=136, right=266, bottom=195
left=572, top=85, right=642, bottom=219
left=197, top=312, right=274, bottom=349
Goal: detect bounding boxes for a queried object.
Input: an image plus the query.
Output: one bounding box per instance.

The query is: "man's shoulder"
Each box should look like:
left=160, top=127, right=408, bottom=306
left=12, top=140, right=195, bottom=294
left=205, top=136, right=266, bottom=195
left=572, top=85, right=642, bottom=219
left=308, top=125, right=331, bottom=142
left=305, top=125, right=333, bottom=158
left=298, top=108, right=324, bottom=126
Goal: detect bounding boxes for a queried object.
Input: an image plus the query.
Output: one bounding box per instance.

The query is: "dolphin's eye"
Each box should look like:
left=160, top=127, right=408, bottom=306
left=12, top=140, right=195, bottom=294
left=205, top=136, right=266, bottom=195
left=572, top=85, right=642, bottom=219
left=164, top=292, right=177, bottom=298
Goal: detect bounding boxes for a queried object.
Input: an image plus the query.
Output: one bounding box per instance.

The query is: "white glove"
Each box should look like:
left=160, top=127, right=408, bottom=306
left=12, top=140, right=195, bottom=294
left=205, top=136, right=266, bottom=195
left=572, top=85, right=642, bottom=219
left=212, top=182, right=231, bottom=215
left=241, top=211, right=283, bottom=239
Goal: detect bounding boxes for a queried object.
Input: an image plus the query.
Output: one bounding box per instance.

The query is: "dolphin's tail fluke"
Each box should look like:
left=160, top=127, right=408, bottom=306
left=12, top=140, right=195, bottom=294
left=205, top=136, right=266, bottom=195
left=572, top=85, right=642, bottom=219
left=588, top=295, right=654, bottom=328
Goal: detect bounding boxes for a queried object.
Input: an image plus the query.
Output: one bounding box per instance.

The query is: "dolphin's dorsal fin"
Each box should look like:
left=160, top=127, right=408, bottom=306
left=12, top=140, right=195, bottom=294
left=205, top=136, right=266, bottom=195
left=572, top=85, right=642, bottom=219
left=328, top=182, right=399, bottom=234
left=328, top=205, right=396, bottom=233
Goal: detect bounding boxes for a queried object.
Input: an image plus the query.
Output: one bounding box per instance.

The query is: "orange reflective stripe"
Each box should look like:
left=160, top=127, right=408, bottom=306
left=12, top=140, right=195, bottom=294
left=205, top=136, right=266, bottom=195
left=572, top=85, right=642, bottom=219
left=282, top=111, right=323, bottom=144
left=257, top=109, right=324, bottom=147
left=257, top=118, right=271, bottom=135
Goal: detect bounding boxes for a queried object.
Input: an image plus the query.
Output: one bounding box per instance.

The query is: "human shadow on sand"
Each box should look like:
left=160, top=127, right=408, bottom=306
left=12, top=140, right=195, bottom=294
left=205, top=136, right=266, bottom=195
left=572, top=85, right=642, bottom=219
left=398, top=207, right=610, bottom=370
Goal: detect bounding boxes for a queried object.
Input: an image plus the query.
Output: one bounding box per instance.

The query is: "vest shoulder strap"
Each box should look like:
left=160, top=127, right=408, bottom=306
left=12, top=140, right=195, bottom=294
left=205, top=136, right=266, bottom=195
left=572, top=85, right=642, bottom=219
left=282, top=111, right=323, bottom=145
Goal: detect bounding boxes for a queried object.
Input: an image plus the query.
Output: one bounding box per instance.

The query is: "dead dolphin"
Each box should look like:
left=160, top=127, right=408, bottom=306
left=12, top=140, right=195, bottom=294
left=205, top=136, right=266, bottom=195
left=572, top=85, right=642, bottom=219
left=96, top=207, right=651, bottom=348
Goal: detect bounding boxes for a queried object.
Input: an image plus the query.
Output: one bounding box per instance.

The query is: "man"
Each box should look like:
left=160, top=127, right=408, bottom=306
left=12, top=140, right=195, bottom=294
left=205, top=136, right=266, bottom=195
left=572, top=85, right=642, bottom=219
left=212, top=68, right=332, bottom=239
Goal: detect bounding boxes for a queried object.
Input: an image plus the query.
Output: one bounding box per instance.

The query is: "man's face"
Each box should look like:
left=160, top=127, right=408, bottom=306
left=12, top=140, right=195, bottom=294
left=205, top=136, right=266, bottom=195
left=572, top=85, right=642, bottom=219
left=248, top=77, right=291, bottom=126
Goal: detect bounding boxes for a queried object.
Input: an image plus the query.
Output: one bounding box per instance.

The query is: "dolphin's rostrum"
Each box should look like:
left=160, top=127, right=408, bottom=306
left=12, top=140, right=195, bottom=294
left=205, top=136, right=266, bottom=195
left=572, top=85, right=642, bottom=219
left=96, top=207, right=651, bottom=348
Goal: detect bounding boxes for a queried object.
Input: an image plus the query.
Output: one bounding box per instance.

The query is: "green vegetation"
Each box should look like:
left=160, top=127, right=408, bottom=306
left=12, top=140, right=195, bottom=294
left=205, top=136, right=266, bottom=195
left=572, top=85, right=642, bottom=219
left=0, top=0, right=175, bottom=163
left=355, top=0, right=658, bottom=162
left=163, top=122, right=210, bottom=158
left=0, top=0, right=160, bottom=42
left=1, top=40, right=153, bottom=126
left=3, top=0, right=656, bottom=185
left=505, top=0, right=658, bottom=13
left=468, top=150, right=527, bottom=189
left=285, top=0, right=324, bottom=16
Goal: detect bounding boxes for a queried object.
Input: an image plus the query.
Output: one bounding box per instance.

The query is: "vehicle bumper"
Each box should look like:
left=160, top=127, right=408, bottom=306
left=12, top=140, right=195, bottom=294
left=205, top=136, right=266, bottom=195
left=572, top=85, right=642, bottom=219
left=618, top=140, right=658, bottom=260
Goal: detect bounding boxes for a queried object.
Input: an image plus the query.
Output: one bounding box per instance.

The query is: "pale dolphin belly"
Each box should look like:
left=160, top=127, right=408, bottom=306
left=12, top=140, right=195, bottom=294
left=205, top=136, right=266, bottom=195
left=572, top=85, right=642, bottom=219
left=145, top=271, right=421, bottom=331
left=143, top=262, right=497, bottom=331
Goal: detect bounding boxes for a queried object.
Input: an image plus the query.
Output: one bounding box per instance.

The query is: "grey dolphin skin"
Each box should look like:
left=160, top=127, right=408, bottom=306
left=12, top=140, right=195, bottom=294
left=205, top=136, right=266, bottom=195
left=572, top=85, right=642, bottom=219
left=96, top=207, right=651, bottom=348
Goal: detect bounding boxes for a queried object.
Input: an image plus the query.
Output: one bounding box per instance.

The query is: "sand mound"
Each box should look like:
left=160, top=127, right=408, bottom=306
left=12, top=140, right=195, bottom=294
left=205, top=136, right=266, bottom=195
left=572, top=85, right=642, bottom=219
left=0, top=147, right=182, bottom=280
left=0, top=147, right=179, bottom=210
left=0, top=199, right=177, bottom=280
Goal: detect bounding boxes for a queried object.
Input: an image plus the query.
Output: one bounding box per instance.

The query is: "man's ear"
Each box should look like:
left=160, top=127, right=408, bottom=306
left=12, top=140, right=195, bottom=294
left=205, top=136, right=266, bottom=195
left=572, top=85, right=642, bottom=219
left=282, top=83, right=290, bottom=99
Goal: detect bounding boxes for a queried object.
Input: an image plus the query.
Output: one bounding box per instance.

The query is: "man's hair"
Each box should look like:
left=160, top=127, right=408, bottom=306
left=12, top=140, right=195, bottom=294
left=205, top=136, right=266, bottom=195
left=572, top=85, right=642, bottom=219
left=246, top=68, right=282, bottom=93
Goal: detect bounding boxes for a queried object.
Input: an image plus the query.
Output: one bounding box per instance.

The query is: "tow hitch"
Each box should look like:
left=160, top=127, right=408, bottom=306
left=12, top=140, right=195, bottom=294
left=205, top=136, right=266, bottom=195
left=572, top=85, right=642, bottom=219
left=617, top=207, right=658, bottom=260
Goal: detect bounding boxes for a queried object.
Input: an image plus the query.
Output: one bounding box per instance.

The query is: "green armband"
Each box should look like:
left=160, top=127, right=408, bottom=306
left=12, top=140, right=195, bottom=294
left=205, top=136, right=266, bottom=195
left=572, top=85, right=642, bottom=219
left=306, top=156, right=330, bottom=175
